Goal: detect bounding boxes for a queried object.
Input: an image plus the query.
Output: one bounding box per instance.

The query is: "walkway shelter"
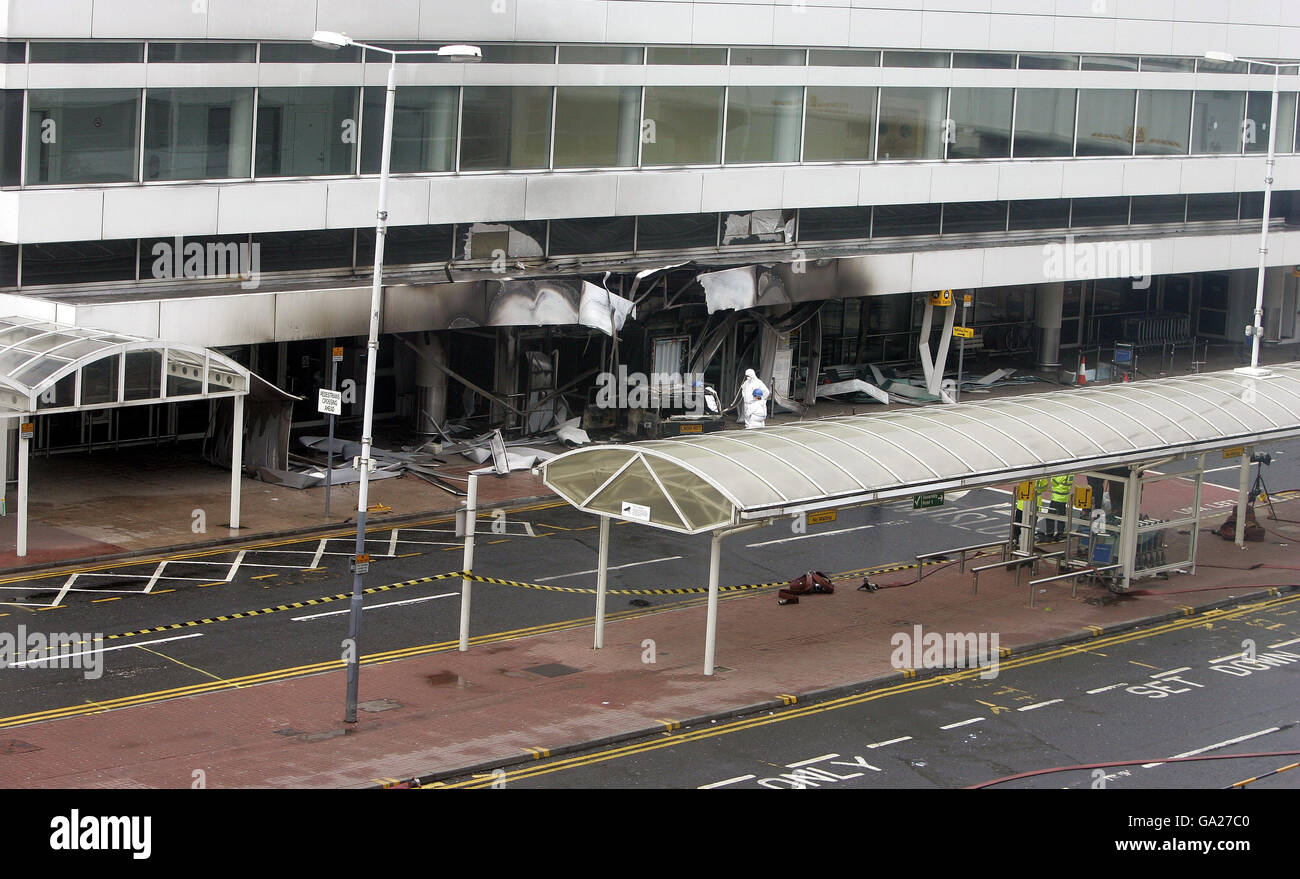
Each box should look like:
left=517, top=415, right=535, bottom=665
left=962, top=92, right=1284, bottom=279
left=540, top=364, right=1300, bottom=674
left=0, top=316, right=252, bottom=557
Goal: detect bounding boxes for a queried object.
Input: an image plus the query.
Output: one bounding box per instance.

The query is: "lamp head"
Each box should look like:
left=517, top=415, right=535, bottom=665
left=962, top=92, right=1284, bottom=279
left=1203, top=51, right=1237, bottom=64
left=312, top=30, right=353, bottom=50
left=437, top=44, right=482, bottom=62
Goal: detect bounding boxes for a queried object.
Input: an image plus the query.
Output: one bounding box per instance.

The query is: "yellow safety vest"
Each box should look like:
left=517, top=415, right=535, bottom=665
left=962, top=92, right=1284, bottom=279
left=1051, top=474, right=1073, bottom=503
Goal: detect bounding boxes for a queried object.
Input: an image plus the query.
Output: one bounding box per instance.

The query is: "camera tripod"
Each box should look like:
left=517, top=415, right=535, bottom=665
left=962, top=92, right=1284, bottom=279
left=1249, top=458, right=1277, bottom=521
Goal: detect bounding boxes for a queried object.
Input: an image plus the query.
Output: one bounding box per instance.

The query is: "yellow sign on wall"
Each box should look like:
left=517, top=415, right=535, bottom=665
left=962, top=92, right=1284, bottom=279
left=1223, top=446, right=1245, bottom=459
left=1074, top=485, right=1093, bottom=509
left=808, top=510, right=838, bottom=525
left=929, top=289, right=953, bottom=306
left=953, top=326, right=975, bottom=339
left=1016, top=481, right=1035, bottom=501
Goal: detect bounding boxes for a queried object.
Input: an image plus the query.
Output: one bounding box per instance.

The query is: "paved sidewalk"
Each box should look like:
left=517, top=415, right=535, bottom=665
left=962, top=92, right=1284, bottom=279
left=4, top=507, right=1298, bottom=789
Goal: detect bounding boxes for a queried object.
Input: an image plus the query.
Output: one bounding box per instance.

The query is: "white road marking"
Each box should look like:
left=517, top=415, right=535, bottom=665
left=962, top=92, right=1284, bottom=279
left=1268, top=638, right=1300, bottom=649
left=1209, top=652, right=1250, bottom=664
left=698, top=775, right=756, bottom=789
left=291, top=592, right=459, bottom=621
left=534, top=556, right=683, bottom=582
left=6, top=632, right=204, bottom=666
left=1017, top=699, right=1063, bottom=711
left=1151, top=666, right=1192, bottom=678
left=940, top=717, right=984, bottom=730
left=310, top=539, right=327, bottom=570
left=921, top=501, right=1013, bottom=515
left=867, top=736, right=912, bottom=748
left=225, top=549, right=246, bottom=582
left=786, top=753, right=838, bottom=768
left=1143, top=727, right=1282, bottom=769
left=747, top=524, right=876, bottom=548
left=1086, top=682, right=1128, bottom=694
left=389, top=529, right=400, bottom=557
left=983, top=487, right=1014, bottom=495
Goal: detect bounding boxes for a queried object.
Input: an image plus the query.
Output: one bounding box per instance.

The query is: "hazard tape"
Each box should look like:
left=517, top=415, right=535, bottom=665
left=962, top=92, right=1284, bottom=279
left=463, top=572, right=785, bottom=596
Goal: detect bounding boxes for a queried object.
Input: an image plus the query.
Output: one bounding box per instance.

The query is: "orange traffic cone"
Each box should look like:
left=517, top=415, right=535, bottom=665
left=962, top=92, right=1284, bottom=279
left=1077, top=357, right=1087, bottom=386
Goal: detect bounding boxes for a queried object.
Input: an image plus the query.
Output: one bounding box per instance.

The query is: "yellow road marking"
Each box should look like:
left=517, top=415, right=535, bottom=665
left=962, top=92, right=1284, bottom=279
left=133, top=645, right=235, bottom=687
left=92, top=597, right=122, bottom=603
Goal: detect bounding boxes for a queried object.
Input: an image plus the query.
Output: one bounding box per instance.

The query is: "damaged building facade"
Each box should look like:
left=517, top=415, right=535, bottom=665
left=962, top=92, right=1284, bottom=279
left=4, top=0, right=1300, bottom=461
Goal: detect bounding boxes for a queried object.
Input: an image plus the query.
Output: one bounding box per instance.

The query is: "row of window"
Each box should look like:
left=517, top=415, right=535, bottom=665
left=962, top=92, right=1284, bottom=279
left=2, top=41, right=1291, bottom=73
left=4, top=85, right=1296, bottom=187
left=2, top=192, right=1287, bottom=289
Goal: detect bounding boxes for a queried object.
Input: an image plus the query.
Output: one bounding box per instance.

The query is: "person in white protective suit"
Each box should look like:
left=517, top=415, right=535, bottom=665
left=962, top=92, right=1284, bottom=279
left=740, top=368, right=770, bottom=429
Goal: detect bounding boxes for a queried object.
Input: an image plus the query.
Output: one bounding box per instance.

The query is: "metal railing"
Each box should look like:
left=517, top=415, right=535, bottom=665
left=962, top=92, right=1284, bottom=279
left=970, top=550, right=1063, bottom=594
left=1028, top=564, right=1122, bottom=607
left=915, top=540, right=1009, bottom=583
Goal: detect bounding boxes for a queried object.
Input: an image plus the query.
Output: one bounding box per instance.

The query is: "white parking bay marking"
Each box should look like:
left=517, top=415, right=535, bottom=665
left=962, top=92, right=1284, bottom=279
left=291, top=592, right=459, bottom=622
left=534, top=556, right=682, bottom=582
left=1142, top=727, right=1282, bottom=769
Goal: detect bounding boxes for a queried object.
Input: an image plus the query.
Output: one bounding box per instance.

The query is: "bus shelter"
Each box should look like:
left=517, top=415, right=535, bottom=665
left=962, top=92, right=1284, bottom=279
left=0, top=316, right=253, bottom=557
left=539, top=364, right=1300, bottom=674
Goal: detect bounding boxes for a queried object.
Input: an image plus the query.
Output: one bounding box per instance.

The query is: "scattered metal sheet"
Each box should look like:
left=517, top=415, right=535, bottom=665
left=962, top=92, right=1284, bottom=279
left=814, top=378, right=890, bottom=405
left=973, top=367, right=1016, bottom=386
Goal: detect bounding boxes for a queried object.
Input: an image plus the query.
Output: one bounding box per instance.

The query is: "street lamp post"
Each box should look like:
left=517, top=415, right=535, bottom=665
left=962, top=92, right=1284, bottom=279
left=311, top=31, right=480, bottom=723
left=1204, top=52, right=1289, bottom=376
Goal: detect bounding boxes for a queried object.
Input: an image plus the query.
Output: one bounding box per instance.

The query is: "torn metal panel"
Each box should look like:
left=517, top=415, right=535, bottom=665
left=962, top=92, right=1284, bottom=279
left=814, top=378, right=890, bottom=405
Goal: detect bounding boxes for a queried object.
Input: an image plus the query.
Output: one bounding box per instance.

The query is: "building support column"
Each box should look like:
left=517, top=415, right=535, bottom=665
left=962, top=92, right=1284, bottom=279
left=1119, top=465, right=1142, bottom=588
left=704, top=531, right=723, bottom=676
left=1035, top=282, right=1065, bottom=370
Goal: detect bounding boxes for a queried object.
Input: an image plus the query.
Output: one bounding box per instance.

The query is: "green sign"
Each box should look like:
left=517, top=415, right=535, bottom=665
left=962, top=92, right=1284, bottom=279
left=913, top=492, right=945, bottom=509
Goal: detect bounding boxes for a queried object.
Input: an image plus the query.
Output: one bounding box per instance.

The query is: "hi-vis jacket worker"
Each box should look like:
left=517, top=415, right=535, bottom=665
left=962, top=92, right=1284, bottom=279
left=1046, top=473, right=1074, bottom=539
left=740, top=369, right=771, bottom=429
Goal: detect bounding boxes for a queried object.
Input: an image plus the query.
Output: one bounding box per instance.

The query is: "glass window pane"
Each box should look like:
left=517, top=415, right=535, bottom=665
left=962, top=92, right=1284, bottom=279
left=1, top=90, right=22, bottom=186
left=1019, top=54, right=1078, bottom=70
left=1136, top=90, right=1191, bottom=154
left=646, top=47, right=726, bottom=65
left=1198, top=57, right=1249, bottom=74
left=0, top=245, right=15, bottom=289
left=878, top=88, right=946, bottom=160
left=948, top=88, right=1012, bottom=159
left=26, top=89, right=141, bottom=184
left=558, top=45, right=642, bottom=64
left=942, top=201, right=1007, bottom=234
left=144, top=88, right=254, bottom=180
left=260, top=42, right=361, bottom=63
left=1130, top=194, right=1185, bottom=223
left=725, top=86, right=802, bottom=163
left=808, top=49, right=879, bottom=67
left=1240, top=191, right=1267, bottom=220
left=721, top=209, right=793, bottom=245
left=804, top=87, right=875, bottom=161
left=1186, top=192, right=1239, bottom=221
left=1071, top=196, right=1130, bottom=227
left=1, top=42, right=25, bottom=63
left=255, top=87, right=357, bottom=177
left=148, top=42, right=255, bottom=63
left=253, top=230, right=354, bottom=272
left=29, top=42, right=142, bottom=63
left=460, top=221, right=545, bottom=259
left=641, top=86, right=723, bottom=165
left=140, top=234, right=255, bottom=283
left=730, top=48, right=805, bottom=66
left=1009, top=198, right=1070, bottom=230
left=954, top=53, right=1016, bottom=69
left=459, top=86, right=553, bottom=171
left=553, top=86, right=640, bottom=168
left=637, top=213, right=717, bottom=250
left=357, top=224, right=454, bottom=267
left=549, top=217, right=635, bottom=255
left=478, top=45, right=555, bottom=64
left=1192, top=90, right=1245, bottom=154
left=1013, top=89, right=1076, bottom=158
left=1141, top=57, right=1195, bottom=72
left=1082, top=55, right=1137, bottom=71
left=798, top=206, right=871, bottom=242
left=1246, top=91, right=1297, bottom=154
left=361, top=86, right=457, bottom=173
left=883, top=51, right=949, bottom=68
left=1076, top=89, right=1135, bottom=156
left=21, top=239, right=136, bottom=286
left=873, top=203, right=940, bottom=236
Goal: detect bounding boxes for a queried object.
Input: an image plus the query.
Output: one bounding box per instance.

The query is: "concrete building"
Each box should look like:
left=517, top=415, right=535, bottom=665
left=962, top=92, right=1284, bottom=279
left=2, top=0, right=1300, bottom=457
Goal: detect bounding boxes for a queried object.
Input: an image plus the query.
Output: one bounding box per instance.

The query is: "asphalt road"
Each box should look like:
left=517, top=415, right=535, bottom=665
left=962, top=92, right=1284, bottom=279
left=439, top=593, right=1300, bottom=790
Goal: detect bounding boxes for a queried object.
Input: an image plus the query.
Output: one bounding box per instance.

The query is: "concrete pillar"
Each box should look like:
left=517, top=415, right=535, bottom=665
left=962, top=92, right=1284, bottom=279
left=618, top=86, right=640, bottom=167
left=1035, top=282, right=1065, bottom=370
left=1261, top=265, right=1290, bottom=341
left=594, top=515, right=610, bottom=648
left=411, top=333, right=448, bottom=436
left=0, top=417, right=9, bottom=517
left=229, top=395, right=243, bottom=530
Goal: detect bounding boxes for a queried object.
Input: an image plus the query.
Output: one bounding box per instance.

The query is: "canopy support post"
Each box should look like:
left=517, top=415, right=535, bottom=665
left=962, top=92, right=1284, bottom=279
left=459, top=471, right=478, bottom=652
left=16, top=418, right=29, bottom=557
left=1119, top=465, right=1142, bottom=588
left=1235, top=446, right=1252, bottom=548
left=704, top=531, right=723, bottom=676
left=594, top=515, right=610, bottom=649
left=0, top=416, right=9, bottom=517
left=229, top=393, right=243, bottom=530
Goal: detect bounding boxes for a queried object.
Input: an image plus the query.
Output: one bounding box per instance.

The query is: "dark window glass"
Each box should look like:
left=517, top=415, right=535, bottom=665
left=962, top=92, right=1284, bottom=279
left=259, top=43, right=361, bottom=63
left=947, top=88, right=1013, bottom=159
left=357, top=225, right=454, bottom=266
left=549, top=217, right=636, bottom=255
left=1240, top=191, right=1267, bottom=220
left=1130, top=194, right=1185, bottom=224
left=797, top=206, right=871, bottom=242
left=637, top=213, right=717, bottom=250
left=1009, top=198, right=1070, bottom=231
left=1198, top=57, right=1249, bottom=74
left=1137, top=89, right=1191, bottom=154
left=553, top=86, right=640, bottom=168
left=1192, top=90, right=1246, bottom=154
left=942, top=201, right=1007, bottom=234
left=1, top=90, right=21, bottom=186
left=804, top=87, right=875, bottom=162
left=878, top=87, right=946, bottom=160
left=139, top=235, right=254, bottom=283
left=558, top=45, right=642, bottom=64
left=144, top=88, right=254, bottom=180
left=725, top=86, right=803, bottom=163
left=807, top=49, right=879, bottom=67
left=883, top=51, right=948, bottom=68
left=26, top=89, right=141, bottom=184
left=2, top=42, right=25, bottom=63
left=1246, top=91, right=1297, bottom=154
left=255, top=87, right=357, bottom=177
left=478, top=45, right=555, bottom=64
left=361, top=86, right=457, bottom=173
left=29, top=42, right=143, bottom=63
left=459, top=221, right=546, bottom=260
left=646, top=47, right=726, bottom=65
left=872, top=203, right=940, bottom=237
left=1252, top=62, right=1299, bottom=76
left=641, top=86, right=723, bottom=165
left=21, top=239, right=136, bottom=286
left=1186, top=192, right=1239, bottom=221
left=148, top=42, right=256, bottom=63
left=1019, top=54, right=1078, bottom=70
left=1076, top=89, right=1135, bottom=156
left=1071, top=196, right=1130, bottom=227
left=0, top=245, right=16, bottom=288
left=954, top=53, right=1016, bottom=69
left=459, top=86, right=552, bottom=171
left=730, top=47, right=805, bottom=66
left=1083, top=55, right=1138, bottom=71
left=1013, top=89, right=1076, bottom=158
left=253, top=230, right=355, bottom=272
left=1141, top=57, right=1195, bottom=72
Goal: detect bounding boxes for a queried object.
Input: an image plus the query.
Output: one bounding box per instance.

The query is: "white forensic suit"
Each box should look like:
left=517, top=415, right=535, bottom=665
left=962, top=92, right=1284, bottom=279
left=740, top=369, right=770, bottom=429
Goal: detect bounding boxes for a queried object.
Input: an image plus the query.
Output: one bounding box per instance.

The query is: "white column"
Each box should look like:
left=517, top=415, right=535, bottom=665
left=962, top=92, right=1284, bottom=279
left=594, top=515, right=610, bottom=648
left=229, top=394, right=243, bottom=530
left=17, top=420, right=30, bottom=557
left=458, top=472, right=478, bottom=652
left=703, top=532, right=723, bottom=676
left=1235, top=447, right=1252, bottom=548
left=0, top=417, right=9, bottom=517
left=1035, top=282, right=1065, bottom=370
left=1119, top=466, right=1142, bottom=587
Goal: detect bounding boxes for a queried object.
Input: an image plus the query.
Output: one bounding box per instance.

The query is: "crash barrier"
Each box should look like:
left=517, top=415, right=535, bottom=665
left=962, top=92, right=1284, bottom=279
left=970, top=551, right=1064, bottom=595
left=1123, top=313, right=1192, bottom=349
left=1028, top=564, right=1122, bottom=608
left=916, top=540, right=1009, bottom=583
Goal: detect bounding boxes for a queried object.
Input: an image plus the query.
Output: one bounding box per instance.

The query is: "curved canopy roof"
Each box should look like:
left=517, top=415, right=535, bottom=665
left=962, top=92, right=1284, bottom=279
left=543, top=364, right=1300, bottom=534
left=0, top=316, right=249, bottom=416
